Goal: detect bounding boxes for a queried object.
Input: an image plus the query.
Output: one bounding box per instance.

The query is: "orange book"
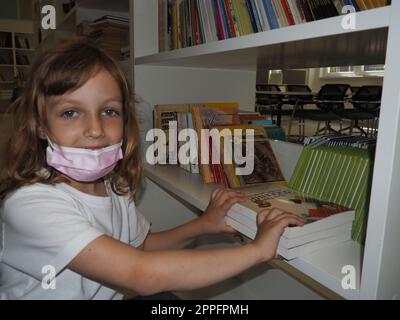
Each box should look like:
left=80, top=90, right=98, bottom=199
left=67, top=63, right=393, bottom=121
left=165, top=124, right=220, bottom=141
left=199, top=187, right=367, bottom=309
left=190, top=102, right=240, bottom=183
left=355, top=0, right=368, bottom=10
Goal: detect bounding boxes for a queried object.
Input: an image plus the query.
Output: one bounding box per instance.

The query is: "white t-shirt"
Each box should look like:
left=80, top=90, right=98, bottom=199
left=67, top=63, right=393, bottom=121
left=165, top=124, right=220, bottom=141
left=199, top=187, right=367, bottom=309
left=0, top=181, right=150, bottom=300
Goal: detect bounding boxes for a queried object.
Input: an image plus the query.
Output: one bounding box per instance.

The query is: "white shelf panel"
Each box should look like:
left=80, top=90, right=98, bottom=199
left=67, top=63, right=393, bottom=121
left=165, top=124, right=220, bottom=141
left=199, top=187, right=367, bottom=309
left=135, top=7, right=390, bottom=70
left=288, top=241, right=361, bottom=300
left=144, top=164, right=213, bottom=212
left=144, top=161, right=362, bottom=299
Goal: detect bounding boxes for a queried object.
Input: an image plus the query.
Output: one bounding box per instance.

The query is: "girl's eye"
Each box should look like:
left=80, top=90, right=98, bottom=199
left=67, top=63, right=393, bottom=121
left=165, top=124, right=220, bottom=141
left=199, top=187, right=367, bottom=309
left=103, top=108, right=120, bottom=117
left=62, top=110, right=78, bottom=119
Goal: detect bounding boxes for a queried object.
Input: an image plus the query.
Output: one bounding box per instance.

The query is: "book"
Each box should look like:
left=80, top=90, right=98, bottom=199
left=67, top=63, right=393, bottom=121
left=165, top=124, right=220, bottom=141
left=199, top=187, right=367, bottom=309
left=154, top=104, right=191, bottom=165
left=226, top=215, right=352, bottom=260
left=227, top=209, right=352, bottom=247
left=236, top=138, right=285, bottom=186
left=228, top=183, right=355, bottom=236
left=225, top=182, right=355, bottom=259
left=190, top=102, right=240, bottom=183
left=288, top=146, right=372, bottom=244
left=209, top=125, right=284, bottom=186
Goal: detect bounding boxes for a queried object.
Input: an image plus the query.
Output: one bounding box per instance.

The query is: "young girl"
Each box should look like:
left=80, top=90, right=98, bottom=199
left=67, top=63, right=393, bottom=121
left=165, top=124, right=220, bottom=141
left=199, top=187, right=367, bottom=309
left=0, top=39, right=305, bottom=300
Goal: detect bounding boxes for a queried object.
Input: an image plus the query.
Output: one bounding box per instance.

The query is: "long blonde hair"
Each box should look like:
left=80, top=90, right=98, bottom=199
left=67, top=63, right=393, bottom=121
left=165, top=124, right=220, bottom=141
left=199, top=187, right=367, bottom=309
left=0, top=38, right=142, bottom=204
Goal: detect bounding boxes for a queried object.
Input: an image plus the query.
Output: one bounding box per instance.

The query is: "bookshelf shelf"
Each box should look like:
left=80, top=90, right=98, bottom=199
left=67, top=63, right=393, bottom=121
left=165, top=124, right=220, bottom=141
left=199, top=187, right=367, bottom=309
left=134, top=0, right=400, bottom=300
left=143, top=140, right=361, bottom=300
left=135, top=6, right=390, bottom=70
left=15, top=48, right=35, bottom=52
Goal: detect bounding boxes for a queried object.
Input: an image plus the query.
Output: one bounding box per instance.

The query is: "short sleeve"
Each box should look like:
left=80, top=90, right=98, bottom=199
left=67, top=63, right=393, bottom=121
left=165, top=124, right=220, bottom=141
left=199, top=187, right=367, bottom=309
left=127, top=202, right=150, bottom=248
left=1, top=186, right=104, bottom=281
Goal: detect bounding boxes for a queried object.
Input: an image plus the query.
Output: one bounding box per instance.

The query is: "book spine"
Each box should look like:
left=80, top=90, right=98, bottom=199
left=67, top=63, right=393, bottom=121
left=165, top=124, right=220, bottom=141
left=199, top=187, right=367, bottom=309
left=280, top=0, right=295, bottom=25
left=262, top=0, right=280, bottom=29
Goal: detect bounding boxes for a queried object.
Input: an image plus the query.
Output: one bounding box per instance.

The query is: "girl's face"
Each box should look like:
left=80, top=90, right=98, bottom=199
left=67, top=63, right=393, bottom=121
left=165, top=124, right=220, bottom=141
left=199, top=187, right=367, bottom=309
left=45, top=69, right=124, bottom=149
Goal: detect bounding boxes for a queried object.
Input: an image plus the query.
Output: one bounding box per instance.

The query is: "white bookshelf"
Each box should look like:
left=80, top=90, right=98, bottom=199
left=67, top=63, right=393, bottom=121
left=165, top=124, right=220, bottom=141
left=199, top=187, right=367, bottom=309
left=134, top=0, right=400, bottom=300
left=143, top=140, right=360, bottom=300
left=135, top=6, right=389, bottom=70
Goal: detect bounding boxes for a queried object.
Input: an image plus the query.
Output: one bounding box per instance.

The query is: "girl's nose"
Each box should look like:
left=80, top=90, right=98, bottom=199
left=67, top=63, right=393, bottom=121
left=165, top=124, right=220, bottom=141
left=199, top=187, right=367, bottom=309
left=84, top=115, right=105, bottom=139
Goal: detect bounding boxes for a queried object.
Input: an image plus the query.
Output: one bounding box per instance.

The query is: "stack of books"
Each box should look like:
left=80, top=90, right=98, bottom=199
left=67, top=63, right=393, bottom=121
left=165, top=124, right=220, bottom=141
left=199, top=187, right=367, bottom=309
left=89, top=15, right=129, bottom=60
left=226, top=183, right=355, bottom=260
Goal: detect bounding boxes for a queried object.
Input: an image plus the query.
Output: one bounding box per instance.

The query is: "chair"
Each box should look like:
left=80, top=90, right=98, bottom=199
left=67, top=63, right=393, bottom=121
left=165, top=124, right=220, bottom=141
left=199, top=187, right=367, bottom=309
left=350, top=86, right=361, bottom=96
left=339, top=86, right=382, bottom=137
left=286, top=84, right=315, bottom=141
left=255, top=84, right=283, bottom=124
left=305, top=84, right=350, bottom=135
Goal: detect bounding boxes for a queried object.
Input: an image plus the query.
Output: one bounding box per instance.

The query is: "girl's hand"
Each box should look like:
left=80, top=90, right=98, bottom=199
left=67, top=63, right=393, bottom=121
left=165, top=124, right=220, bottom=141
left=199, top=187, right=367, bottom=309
left=200, top=188, right=247, bottom=234
left=252, top=208, right=306, bottom=262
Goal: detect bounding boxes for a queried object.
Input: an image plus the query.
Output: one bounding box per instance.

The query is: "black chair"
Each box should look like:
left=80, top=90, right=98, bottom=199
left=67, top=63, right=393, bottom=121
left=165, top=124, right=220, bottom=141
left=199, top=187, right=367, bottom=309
left=340, top=85, right=382, bottom=137
left=286, top=84, right=315, bottom=141
left=255, top=84, right=283, bottom=124
left=305, top=84, right=350, bottom=135
left=350, top=86, right=361, bottom=96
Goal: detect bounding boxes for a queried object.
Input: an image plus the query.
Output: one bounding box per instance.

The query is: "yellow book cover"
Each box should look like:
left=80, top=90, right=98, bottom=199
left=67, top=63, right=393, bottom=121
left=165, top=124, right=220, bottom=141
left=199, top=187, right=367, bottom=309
left=236, top=0, right=255, bottom=35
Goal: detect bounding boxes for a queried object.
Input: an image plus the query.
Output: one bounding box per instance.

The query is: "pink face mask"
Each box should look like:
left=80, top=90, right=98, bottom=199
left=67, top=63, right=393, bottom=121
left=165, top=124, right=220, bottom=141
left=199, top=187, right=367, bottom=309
left=46, top=139, right=123, bottom=182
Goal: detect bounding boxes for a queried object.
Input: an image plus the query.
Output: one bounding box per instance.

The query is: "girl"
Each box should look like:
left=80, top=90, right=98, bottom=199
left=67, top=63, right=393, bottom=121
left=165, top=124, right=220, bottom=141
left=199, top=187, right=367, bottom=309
left=0, top=39, right=305, bottom=300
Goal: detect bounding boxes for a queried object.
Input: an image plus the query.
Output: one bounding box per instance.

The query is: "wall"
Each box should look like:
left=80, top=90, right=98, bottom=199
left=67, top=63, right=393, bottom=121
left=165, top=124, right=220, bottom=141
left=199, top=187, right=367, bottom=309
left=0, top=0, right=18, bottom=19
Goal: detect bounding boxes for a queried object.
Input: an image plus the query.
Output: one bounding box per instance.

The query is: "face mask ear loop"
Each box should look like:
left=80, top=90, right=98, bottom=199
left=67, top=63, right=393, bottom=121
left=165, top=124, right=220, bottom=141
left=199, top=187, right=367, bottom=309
left=46, top=137, right=66, bottom=157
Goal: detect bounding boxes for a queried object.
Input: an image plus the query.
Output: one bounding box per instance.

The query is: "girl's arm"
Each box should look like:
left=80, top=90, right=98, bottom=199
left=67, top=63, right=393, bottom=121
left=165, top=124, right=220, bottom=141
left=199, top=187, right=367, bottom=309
left=68, top=208, right=305, bottom=296
left=142, top=189, right=246, bottom=251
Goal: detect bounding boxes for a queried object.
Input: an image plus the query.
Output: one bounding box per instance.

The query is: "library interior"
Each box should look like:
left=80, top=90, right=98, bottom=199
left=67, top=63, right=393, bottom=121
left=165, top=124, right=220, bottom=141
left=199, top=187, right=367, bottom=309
left=1, top=0, right=399, bottom=300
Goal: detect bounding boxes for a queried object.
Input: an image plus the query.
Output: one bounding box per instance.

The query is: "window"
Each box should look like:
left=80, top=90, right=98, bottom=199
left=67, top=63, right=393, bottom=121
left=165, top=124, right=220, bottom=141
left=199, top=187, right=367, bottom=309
left=321, top=65, right=385, bottom=78
left=328, top=66, right=355, bottom=73
left=362, top=64, right=385, bottom=73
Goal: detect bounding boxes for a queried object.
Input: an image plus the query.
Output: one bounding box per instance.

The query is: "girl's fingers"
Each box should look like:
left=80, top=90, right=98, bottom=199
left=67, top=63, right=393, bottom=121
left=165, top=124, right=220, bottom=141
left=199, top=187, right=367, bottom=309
left=217, top=190, right=246, bottom=204
left=256, top=210, right=270, bottom=225
left=212, top=188, right=224, bottom=199
left=222, top=196, right=246, bottom=211
left=258, top=208, right=285, bottom=221
left=274, top=215, right=307, bottom=228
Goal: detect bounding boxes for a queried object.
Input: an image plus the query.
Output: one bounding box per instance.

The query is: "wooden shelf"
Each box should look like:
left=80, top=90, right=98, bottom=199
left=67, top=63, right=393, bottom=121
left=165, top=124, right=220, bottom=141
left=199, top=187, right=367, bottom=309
left=135, top=6, right=390, bottom=70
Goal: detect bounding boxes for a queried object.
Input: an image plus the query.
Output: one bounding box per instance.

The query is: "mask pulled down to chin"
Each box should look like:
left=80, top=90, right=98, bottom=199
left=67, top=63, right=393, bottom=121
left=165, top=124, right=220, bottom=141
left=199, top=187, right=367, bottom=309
left=45, top=139, right=123, bottom=182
